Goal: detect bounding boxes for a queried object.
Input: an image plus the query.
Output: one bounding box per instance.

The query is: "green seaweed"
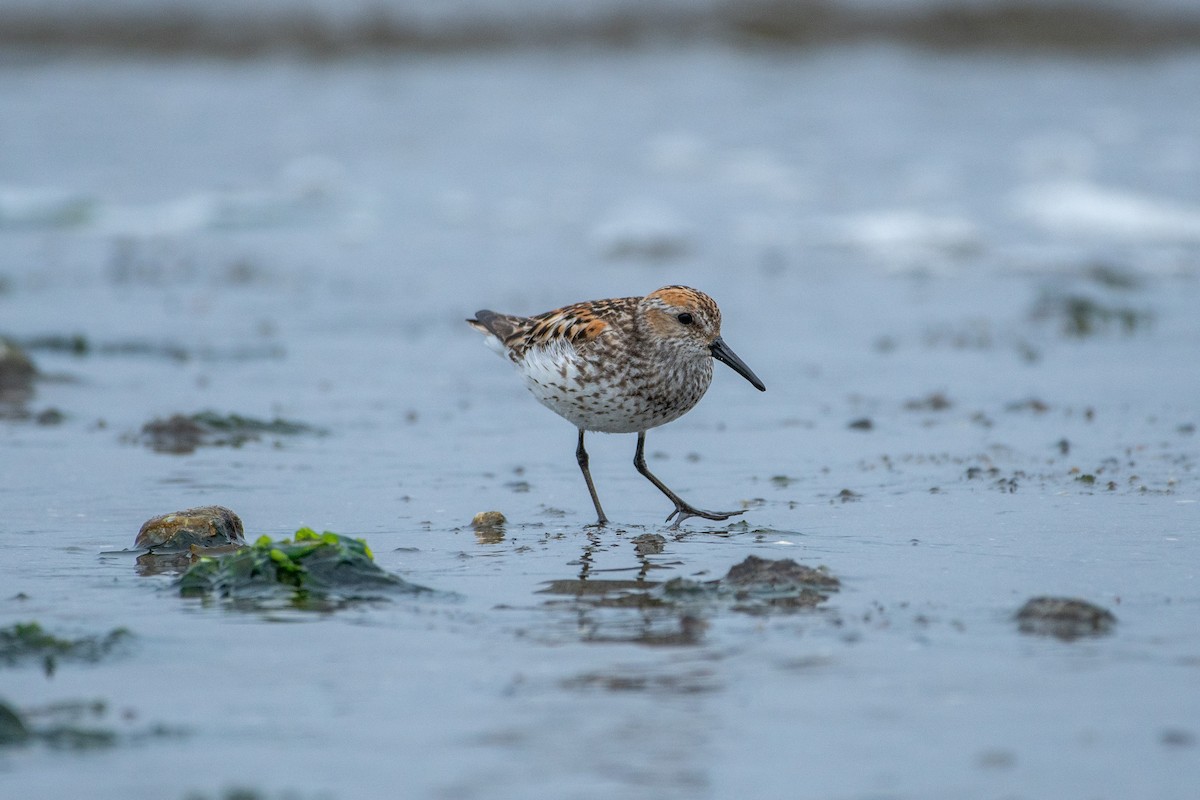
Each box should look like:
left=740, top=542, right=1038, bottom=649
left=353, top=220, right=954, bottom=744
left=0, top=622, right=131, bottom=675
left=1033, top=292, right=1153, bottom=337
left=178, top=528, right=425, bottom=609
left=0, top=700, right=30, bottom=744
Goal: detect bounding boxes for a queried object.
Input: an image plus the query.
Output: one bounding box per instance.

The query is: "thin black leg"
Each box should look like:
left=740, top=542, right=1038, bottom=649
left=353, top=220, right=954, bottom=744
left=576, top=429, right=608, bottom=526
left=633, top=431, right=745, bottom=529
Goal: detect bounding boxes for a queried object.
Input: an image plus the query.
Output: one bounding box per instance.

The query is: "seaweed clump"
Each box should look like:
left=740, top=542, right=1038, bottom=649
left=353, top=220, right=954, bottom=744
left=134, top=411, right=324, bottom=454
left=1015, top=596, right=1116, bottom=640
left=178, top=528, right=428, bottom=609
left=0, top=622, right=132, bottom=676
left=0, top=698, right=178, bottom=751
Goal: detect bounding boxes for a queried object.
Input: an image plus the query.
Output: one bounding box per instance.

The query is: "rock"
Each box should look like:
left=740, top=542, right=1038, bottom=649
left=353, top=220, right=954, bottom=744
left=135, top=506, right=245, bottom=551
left=1015, top=596, right=1116, bottom=640
left=631, top=533, right=666, bottom=556
left=471, top=511, right=506, bottom=543
left=471, top=511, right=506, bottom=528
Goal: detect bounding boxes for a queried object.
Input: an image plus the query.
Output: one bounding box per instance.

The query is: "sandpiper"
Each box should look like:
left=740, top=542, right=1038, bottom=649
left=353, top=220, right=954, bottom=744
left=468, top=286, right=765, bottom=528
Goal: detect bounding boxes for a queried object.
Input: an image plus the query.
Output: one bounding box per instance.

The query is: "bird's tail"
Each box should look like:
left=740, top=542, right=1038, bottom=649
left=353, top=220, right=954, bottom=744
left=467, top=310, right=529, bottom=344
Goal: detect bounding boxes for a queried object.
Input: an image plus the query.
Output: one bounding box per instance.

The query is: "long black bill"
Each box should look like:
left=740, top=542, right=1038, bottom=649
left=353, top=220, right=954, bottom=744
left=710, top=336, right=766, bottom=391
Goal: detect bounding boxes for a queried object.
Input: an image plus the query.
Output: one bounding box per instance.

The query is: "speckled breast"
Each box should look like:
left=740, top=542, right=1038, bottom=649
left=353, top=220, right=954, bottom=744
left=515, top=340, right=713, bottom=434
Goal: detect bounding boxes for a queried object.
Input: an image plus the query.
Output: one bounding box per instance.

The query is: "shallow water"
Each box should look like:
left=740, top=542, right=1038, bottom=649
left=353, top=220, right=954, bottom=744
left=2, top=37, right=1199, bottom=800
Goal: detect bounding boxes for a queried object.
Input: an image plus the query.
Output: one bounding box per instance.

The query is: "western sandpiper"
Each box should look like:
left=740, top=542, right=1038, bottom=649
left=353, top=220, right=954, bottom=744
left=468, top=285, right=765, bottom=528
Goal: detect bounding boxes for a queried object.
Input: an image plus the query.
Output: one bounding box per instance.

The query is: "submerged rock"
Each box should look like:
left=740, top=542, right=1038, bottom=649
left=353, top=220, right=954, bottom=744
left=135, top=505, right=245, bottom=551
left=178, top=528, right=430, bottom=608
left=1015, top=596, right=1116, bottom=640
left=134, top=411, right=323, bottom=454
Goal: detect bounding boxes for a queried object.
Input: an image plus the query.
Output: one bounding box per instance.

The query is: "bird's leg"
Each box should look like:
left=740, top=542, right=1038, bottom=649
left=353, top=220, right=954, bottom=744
left=576, top=429, right=608, bottom=526
left=632, top=432, right=745, bottom=529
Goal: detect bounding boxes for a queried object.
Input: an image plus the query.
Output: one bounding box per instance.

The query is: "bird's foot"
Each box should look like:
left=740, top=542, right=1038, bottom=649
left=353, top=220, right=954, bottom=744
left=664, top=504, right=746, bottom=530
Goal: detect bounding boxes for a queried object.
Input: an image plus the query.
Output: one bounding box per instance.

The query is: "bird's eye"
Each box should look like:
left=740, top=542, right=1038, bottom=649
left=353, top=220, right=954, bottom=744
left=677, top=313, right=694, bottom=325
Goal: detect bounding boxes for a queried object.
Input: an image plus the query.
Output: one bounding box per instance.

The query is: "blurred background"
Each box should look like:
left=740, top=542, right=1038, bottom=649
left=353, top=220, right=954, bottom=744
left=2, top=0, right=1198, bottom=295
left=3, top=0, right=1198, bottom=429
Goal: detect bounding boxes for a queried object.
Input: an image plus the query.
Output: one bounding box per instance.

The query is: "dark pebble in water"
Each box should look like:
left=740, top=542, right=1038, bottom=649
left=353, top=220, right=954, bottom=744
left=135, top=505, right=246, bottom=551
left=471, top=511, right=506, bottom=528
left=904, top=392, right=952, bottom=411
left=848, top=417, right=873, bottom=430
left=631, top=533, right=666, bottom=556
left=1015, top=596, right=1116, bottom=640
left=471, top=511, right=506, bottom=543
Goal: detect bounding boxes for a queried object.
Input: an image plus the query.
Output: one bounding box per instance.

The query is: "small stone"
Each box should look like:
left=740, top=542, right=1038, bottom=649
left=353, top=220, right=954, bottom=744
left=848, top=417, right=873, bottom=431
left=471, top=511, right=506, bottom=543
left=135, top=505, right=245, bottom=551
left=904, top=392, right=952, bottom=411
left=631, top=533, right=666, bottom=556
left=471, top=511, right=507, bottom=529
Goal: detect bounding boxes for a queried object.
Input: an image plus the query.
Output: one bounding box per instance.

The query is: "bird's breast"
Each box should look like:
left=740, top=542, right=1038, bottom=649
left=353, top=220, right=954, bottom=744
left=515, top=342, right=712, bottom=433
